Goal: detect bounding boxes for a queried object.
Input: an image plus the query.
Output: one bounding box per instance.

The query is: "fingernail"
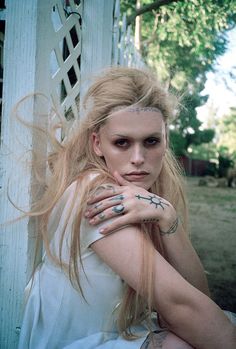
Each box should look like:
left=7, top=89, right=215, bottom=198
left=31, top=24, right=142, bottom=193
left=84, top=211, right=90, bottom=217
left=99, top=228, right=106, bottom=234
left=89, top=219, right=95, bottom=224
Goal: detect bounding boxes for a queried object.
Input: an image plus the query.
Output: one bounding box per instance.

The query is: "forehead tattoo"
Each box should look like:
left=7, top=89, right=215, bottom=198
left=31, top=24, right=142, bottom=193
left=111, top=106, right=161, bottom=114
left=127, top=107, right=161, bottom=113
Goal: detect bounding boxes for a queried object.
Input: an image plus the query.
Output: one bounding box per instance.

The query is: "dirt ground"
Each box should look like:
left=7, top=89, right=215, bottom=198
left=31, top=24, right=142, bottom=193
left=187, top=177, right=236, bottom=312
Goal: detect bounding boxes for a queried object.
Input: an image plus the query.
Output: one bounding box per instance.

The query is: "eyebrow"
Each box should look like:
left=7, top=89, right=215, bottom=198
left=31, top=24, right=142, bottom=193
left=111, top=132, right=163, bottom=138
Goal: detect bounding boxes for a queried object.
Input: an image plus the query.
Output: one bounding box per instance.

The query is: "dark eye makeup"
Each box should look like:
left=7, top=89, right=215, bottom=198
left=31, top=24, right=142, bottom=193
left=114, top=139, right=129, bottom=147
left=113, top=136, right=161, bottom=148
left=144, top=137, right=161, bottom=146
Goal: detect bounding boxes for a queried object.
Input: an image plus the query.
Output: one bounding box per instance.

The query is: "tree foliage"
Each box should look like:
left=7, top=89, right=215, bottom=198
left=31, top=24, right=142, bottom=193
left=121, top=0, right=236, bottom=83
left=120, top=0, right=236, bottom=156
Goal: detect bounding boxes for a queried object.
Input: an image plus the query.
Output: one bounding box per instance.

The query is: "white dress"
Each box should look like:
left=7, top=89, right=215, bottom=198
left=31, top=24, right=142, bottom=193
left=18, top=180, right=157, bottom=349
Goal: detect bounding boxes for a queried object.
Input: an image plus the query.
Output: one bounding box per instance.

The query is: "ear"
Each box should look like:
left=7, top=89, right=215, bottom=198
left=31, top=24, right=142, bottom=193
left=91, top=132, right=103, bottom=157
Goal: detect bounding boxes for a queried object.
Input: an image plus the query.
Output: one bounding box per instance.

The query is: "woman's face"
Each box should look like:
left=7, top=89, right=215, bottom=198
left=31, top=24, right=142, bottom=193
left=92, top=108, right=167, bottom=190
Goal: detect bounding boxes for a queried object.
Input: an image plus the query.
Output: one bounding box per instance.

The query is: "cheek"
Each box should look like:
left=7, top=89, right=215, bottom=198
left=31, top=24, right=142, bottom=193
left=149, top=148, right=165, bottom=174
left=150, top=147, right=165, bottom=161
left=102, top=149, right=126, bottom=171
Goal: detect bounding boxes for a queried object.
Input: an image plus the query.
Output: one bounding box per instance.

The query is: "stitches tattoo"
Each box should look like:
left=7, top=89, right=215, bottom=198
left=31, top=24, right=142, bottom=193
left=111, top=106, right=161, bottom=115
left=135, top=194, right=169, bottom=210
left=159, top=217, right=179, bottom=236
left=127, top=107, right=161, bottom=114
left=142, top=218, right=159, bottom=223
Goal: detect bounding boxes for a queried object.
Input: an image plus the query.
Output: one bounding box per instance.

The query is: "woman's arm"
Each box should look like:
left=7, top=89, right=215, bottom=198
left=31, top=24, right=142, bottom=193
left=86, top=174, right=209, bottom=296
left=91, top=225, right=236, bottom=349
left=159, top=222, right=210, bottom=296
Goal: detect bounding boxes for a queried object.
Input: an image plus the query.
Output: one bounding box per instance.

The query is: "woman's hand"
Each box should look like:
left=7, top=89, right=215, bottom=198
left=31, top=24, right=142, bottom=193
left=86, top=172, right=211, bottom=296
left=85, top=171, right=178, bottom=235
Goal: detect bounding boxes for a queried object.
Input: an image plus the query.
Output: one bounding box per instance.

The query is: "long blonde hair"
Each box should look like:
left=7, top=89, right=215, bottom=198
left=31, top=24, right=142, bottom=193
left=18, top=66, right=188, bottom=338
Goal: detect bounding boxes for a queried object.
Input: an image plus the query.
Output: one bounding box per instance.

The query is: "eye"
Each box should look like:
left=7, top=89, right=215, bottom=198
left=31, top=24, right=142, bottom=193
left=114, top=139, right=129, bottom=148
left=145, top=137, right=161, bottom=146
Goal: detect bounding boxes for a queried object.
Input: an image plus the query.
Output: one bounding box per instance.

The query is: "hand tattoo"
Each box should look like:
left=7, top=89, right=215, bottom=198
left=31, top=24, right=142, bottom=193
left=94, top=184, right=116, bottom=196
left=159, top=217, right=179, bottom=236
left=141, top=330, right=168, bottom=348
left=112, top=204, right=125, bottom=214
left=109, top=194, right=125, bottom=201
left=98, top=212, right=105, bottom=220
left=142, top=218, right=159, bottom=223
left=135, top=194, right=169, bottom=210
left=94, top=202, right=103, bottom=209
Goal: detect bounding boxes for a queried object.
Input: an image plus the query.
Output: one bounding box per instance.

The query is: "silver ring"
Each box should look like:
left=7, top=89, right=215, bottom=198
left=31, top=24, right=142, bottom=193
left=112, top=204, right=125, bottom=214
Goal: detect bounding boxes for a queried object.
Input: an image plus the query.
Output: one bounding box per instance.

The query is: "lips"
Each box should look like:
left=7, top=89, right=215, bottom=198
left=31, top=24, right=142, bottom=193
left=124, top=171, right=149, bottom=180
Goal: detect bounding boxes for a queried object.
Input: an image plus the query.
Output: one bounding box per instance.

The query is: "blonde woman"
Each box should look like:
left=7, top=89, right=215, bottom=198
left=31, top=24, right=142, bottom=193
left=18, top=67, right=236, bottom=349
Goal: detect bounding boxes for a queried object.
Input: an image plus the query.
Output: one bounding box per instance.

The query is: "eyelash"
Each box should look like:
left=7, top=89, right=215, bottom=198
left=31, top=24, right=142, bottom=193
left=114, top=139, right=128, bottom=147
left=145, top=137, right=160, bottom=146
left=114, top=137, right=160, bottom=148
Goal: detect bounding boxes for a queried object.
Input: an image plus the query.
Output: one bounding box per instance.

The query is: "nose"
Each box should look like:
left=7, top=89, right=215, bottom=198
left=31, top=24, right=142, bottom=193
left=130, top=144, right=145, bottom=166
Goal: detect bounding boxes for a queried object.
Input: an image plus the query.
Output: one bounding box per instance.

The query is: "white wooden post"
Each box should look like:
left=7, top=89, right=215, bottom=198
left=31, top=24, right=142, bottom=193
left=113, top=0, right=145, bottom=69
left=80, top=0, right=115, bottom=102
left=0, top=1, right=50, bottom=348
left=112, top=0, right=120, bottom=66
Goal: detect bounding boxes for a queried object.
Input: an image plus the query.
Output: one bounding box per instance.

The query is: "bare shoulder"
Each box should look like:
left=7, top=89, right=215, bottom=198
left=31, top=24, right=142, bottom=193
left=78, top=170, right=115, bottom=194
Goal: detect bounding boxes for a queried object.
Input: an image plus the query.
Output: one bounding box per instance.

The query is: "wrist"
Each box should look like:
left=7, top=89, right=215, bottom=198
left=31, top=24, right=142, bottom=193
left=159, top=216, right=179, bottom=236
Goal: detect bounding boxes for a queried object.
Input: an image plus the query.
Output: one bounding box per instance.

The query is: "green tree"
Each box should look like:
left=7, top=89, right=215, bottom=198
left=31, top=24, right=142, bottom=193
left=188, top=143, right=218, bottom=161
left=121, top=0, right=236, bottom=84
left=120, top=0, right=236, bottom=156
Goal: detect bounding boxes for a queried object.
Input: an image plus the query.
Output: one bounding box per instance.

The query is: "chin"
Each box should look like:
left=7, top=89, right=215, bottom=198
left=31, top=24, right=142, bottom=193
left=134, top=181, right=152, bottom=190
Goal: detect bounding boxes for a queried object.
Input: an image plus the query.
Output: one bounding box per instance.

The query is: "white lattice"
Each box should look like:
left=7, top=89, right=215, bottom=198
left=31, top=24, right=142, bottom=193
left=49, top=0, right=144, bottom=129
left=50, top=0, right=82, bottom=123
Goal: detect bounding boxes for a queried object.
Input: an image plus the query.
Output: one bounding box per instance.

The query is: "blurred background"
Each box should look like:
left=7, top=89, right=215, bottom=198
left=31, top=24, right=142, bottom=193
left=120, top=0, right=236, bottom=311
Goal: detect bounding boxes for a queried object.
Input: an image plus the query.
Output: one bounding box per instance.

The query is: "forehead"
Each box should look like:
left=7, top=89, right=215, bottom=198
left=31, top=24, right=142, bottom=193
left=101, top=109, right=165, bottom=136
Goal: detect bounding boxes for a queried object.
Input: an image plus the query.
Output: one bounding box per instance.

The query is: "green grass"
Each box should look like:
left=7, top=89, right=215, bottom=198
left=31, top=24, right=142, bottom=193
left=186, top=177, right=236, bottom=312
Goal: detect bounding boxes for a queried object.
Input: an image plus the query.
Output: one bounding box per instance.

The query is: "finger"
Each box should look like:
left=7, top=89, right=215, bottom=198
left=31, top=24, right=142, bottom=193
left=87, top=184, right=122, bottom=204
left=99, top=214, right=135, bottom=235
left=85, top=194, right=125, bottom=218
left=113, top=171, right=131, bottom=186
left=89, top=204, right=126, bottom=225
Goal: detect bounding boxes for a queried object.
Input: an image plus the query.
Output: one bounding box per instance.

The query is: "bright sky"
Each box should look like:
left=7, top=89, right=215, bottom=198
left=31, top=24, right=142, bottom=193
left=197, top=27, right=236, bottom=127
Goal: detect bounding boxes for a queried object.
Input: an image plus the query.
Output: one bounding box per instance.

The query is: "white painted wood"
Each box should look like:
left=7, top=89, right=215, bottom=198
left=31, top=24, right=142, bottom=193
left=0, top=8, right=6, bottom=21
left=112, top=0, right=120, bottom=66
left=113, top=2, right=145, bottom=69
left=50, top=0, right=82, bottom=124
left=0, top=1, right=51, bottom=347
left=79, top=0, right=115, bottom=104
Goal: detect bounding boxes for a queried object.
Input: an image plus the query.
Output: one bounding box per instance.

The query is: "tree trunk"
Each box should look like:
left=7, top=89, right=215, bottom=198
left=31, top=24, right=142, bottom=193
left=127, top=0, right=182, bottom=25
left=134, top=0, right=141, bottom=51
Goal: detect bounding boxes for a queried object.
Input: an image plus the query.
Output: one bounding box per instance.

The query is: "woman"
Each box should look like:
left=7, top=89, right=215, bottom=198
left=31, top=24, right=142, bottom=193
left=18, top=67, right=236, bottom=349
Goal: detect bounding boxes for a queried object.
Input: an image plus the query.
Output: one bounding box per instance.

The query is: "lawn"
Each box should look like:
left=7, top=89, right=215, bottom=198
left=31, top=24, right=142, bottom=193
left=187, top=176, right=236, bottom=312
